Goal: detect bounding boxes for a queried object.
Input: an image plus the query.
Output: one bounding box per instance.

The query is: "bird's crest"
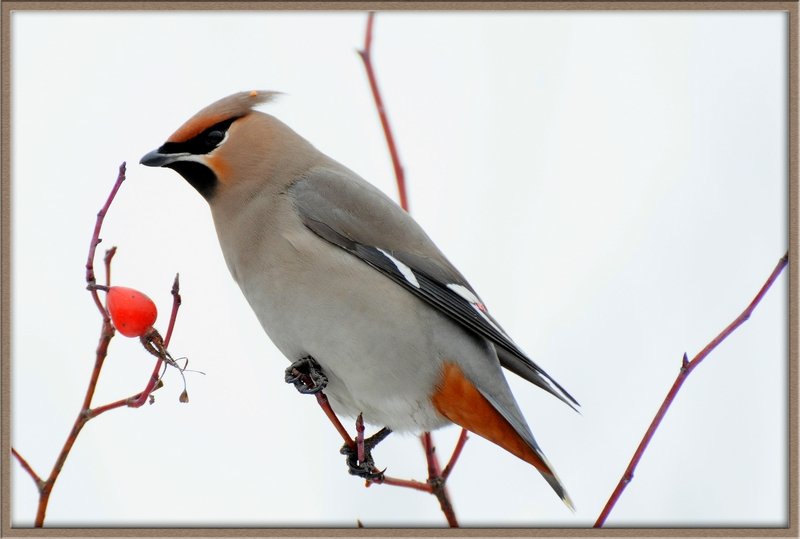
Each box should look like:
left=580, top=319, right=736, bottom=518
left=167, top=90, right=280, bottom=143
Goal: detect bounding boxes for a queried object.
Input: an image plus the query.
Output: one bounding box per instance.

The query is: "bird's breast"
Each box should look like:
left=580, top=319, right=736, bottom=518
left=212, top=202, right=460, bottom=431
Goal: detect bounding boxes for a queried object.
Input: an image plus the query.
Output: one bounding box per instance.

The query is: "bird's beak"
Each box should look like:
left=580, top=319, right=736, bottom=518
left=140, top=149, right=185, bottom=167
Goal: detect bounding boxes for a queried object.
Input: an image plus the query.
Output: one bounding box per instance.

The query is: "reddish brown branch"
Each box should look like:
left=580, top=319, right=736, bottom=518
left=33, top=315, right=115, bottom=526
left=85, top=162, right=126, bottom=318
left=442, top=428, right=469, bottom=481
left=104, top=247, right=117, bottom=287
left=356, top=414, right=367, bottom=463
left=90, top=357, right=164, bottom=418
left=163, top=273, right=181, bottom=346
left=376, top=475, right=431, bottom=492
left=421, top=433, right=459, bottom=527
left=594, top=252, right=789, bottom=527
left=421, top=432, right=441, bottom=482
left=11, top=448, right=43, bottom=490
left=357, top=12, right=408, bottom=212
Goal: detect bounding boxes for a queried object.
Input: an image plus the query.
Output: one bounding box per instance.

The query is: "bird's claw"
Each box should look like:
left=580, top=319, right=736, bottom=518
left=339, top=427, right=392, bottom=481
left=285, top=356, right=328, bottom=394
left=341, top=444, right=385, bottom=481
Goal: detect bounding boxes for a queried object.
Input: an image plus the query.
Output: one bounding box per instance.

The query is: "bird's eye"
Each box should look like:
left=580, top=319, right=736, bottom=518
left=205, top=130, right=225, bottom=147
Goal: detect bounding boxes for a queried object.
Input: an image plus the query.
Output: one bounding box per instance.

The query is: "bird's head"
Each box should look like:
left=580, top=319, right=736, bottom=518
left=141, top=90, right=315, bottom=201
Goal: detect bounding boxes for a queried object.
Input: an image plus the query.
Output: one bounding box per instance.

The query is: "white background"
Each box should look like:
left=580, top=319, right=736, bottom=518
left=11, top=10, right=789, bottom=528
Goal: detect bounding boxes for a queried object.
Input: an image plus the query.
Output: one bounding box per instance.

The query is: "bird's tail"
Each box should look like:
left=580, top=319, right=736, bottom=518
left=432, top=361, right=574, bottom=510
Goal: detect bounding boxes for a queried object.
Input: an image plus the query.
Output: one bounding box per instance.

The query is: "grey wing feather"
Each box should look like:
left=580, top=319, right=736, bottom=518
left=289, top=166, right=579, bottom=410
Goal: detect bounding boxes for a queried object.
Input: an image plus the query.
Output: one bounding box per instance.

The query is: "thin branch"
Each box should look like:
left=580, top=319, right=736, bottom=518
left=442, top=428, right=469, bottom=481
left=421, top=432, right=441, bottom=482
left=356, top=414, right=367, bottom=463
left=89, top=358, right=164, bottom=418
left=34, top=315, right=114, bottom=526
left=104, top=247, right=117, bottom=287
left=594, top=252, right=789, bottom=527
left=11, top=448, right=44, bottom=491
left=421, top=433, right=459, bottom=527
left=85, top=162, right=126, bottom=318
left=25, top=163, right=126, bottom=523
left=163, top=273, right=181, bottom=346
left=357, top=11, right=408, bottom=212
left=374, top=475, right=432, bottom=493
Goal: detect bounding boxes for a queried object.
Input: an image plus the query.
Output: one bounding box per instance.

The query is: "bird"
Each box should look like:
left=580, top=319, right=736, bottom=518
left=140, top=90, right=579, bottom=508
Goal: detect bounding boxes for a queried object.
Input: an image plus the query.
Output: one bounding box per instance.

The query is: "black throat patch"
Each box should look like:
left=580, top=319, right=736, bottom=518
left=166, top=161, right=218, bottom=200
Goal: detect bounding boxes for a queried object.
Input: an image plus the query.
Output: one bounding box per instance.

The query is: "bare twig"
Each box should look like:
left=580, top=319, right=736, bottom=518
left=86, top=162, right=126, bottom=318
left=25, top=165, right=130, bottom=526
left=163, top=273, right=181, bottom=346
left=594, top=252, right=789, bottom=527
left=442, top=428, right=469, bottom=481
left=11, top=448, right=43, bottom=490
left=375, top=476, right=431, bottom=492
left=421, top=433, right=458, bottom=527
left=357, top=12, right=408, bottom=212
left=32, top=315, right=115, bottom=526
left=104, top=247, right=117, bottom=287
left=356, top=414, right=367, bottom=463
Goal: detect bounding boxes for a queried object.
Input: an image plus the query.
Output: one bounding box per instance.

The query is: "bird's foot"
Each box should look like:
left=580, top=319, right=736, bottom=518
left=340, top=425, right=392, bottom=481
left=285, top=356, right=328, bottom=394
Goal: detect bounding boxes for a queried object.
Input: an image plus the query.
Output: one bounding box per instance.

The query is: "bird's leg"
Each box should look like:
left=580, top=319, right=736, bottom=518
left=285, top=359, right=391, bottom=480
left=340, top=416, right=392, bottom=481
left=285, top=355, right=328, bottom=394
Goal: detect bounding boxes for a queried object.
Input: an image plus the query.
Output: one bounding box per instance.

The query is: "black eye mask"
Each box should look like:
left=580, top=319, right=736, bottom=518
left=157, top=117, right=239, bottom=156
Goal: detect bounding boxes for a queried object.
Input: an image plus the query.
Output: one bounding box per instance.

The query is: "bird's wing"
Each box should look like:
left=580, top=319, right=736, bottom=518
left=288, top=166, right=579, bottom=410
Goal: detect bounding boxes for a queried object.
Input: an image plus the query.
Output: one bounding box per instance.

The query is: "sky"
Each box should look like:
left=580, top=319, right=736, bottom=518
left=10, top=8, right=790, bottom=529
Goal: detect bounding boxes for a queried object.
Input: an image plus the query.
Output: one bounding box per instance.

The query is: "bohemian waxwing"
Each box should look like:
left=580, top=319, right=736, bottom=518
left=141, top=90, right=578, bottom=508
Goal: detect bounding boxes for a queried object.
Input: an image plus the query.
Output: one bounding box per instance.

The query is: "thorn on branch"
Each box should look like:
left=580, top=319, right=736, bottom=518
left=623, top=473, right=632, bottom=484
left=104, top=246, right=117, bottom=286
left=164, top=273, right=182, bottom=347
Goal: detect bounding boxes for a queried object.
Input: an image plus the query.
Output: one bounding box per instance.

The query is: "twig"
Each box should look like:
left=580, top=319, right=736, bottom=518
left=163, top=273, right=181, bottom=346
left=356, top=414, right=367, bottom=463
left=594, top=252, right=789, bottom=527
left=32, top=315, right=115, bottom=526
left=376, top=476, right=431, bottom=492
left=442, top=428, right=469, bottom=481
left=357, top=11, right=408, bottom=212
left=104, top=247, right=117, bottom=288
left=12, top=448, right=43, bottom=490
left=25, top=165, right=130, bottom=526
left=421, top=433, right=458, bottom=527
left=85, top=162, right=126, bottom=318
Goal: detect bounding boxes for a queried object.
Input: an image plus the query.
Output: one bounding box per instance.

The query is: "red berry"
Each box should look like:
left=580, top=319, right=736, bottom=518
left=106, top=286, right=158, bottom=337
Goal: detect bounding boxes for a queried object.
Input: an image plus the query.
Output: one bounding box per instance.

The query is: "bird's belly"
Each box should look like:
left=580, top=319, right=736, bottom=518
left=235, top=240, right=453, bottom=432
